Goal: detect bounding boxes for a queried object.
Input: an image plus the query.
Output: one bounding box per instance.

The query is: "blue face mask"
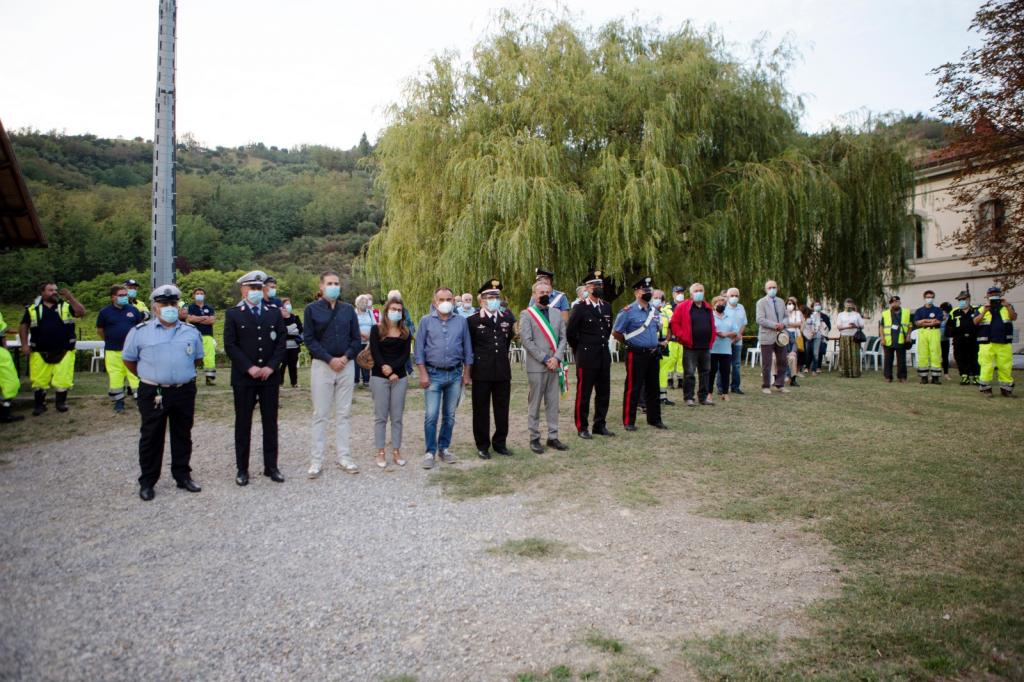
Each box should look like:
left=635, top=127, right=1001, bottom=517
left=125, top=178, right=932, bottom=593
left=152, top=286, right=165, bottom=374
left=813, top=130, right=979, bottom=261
left=116, top=295, right=129, bottom=306
left=486, top=298, right=501, bottom=312
left=267, top=287, right=277, bottom=298
left=324, top=285, right=340, bottom=300
left=159, top=305, right=179, bottom=323
left=767, top=288, right=777, bottom=298
left=387, top=310, right=403, bottom=322
left=246, top=290, right=263, bottom=305
left=692, top=292, right=704, bottom=303
left=127, top=289, right=138, bottom=299
left=194, top=294, right=205, bottom=303
left=958, top=300, right=967, bottom=309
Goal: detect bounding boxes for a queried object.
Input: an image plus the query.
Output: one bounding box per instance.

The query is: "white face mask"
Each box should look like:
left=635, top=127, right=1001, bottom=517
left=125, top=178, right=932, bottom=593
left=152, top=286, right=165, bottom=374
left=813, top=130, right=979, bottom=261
left=651, top=299, right=663, bottom=309
left=787, top=304, right=795, bottom=311
left=675, top=294, right=685, bottom=303
left=437, top=301, right=454, bottom=315
left=728, top=296, right=739, bottom=306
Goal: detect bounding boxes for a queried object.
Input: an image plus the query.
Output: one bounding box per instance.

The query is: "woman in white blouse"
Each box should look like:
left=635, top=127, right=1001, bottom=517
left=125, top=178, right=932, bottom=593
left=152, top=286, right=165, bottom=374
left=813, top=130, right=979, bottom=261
left=784, top=296, right=805, bottom=385
left=836, top=298, right=865, bottom=378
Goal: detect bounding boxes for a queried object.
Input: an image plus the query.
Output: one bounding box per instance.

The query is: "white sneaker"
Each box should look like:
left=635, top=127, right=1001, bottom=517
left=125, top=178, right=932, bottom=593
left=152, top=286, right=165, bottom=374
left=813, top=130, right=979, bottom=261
left=422, top=453, right=436, bottom=469
left=440, top=449, right=457, bottom=464
left=307, top=464, right=322, bottom=479
left=779, top=387, right=791, bottom=394
left=762, top=388, right=772, bottom=395
left=337, top=458, right=360, bottom=474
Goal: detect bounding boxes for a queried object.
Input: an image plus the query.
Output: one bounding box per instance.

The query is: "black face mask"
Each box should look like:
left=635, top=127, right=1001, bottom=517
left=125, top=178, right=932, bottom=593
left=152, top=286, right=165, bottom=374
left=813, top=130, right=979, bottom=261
left=715, top=304, right=726, bottom=313
left=640, top=292, right=653, bottom=302
left=538, top=294, right=550, bottom=306
left=591, top=287, right=604, bottom=299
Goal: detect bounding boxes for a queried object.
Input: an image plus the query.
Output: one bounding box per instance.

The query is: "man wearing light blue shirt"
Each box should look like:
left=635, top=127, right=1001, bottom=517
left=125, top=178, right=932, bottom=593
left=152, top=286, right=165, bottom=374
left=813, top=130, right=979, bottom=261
left=723, top=287, right=748, bottom=395
left=416, top=287, right=473, bottom=469
left=122, top=284, right=204, bottom=502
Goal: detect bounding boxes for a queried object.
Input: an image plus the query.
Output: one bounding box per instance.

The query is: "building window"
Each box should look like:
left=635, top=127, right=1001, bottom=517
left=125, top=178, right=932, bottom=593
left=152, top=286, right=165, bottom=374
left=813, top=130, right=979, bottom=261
left=980, top=198, right=1007, bottom=239
left=905, top=214, right=925, bottom=261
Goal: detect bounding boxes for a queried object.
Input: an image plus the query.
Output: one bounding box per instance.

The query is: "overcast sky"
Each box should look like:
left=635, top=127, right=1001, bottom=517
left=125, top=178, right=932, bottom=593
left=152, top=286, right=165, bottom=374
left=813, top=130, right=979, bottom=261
left=2, top=0, right=981, bottom=150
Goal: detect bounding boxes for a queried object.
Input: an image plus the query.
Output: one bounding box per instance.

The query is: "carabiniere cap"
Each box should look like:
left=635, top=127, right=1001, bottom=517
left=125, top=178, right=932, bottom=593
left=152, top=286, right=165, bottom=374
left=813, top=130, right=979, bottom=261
left=632, top=276, right=653, bottom=290
left=479, top=279, right=503, bottom=295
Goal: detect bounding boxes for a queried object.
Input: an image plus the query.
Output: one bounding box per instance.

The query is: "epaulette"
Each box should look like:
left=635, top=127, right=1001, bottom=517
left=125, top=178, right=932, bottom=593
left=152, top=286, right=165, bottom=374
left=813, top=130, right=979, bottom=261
left=134, top=321, right=148, bottom=329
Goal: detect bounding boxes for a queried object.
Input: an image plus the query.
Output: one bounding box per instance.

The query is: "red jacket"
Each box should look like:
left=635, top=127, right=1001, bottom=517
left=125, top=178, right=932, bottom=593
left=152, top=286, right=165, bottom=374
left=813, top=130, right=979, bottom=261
left=670, top=300, right=717, bottom=349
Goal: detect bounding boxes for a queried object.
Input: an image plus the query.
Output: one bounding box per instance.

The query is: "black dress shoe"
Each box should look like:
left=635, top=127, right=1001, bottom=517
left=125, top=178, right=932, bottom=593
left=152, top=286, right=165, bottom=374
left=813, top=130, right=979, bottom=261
left=578, top=430, right=592, bottom=439
left=661, top=398, right=676, bottom=406
left=236, top=471, right=249, bottom=486
left=594, top=427, right=616, bottom=437
left=546, top=438, right=569, bottom=451
left=477, top=449, right=492, bottom=460
left=624, top=424, right=637, bottom=432
left=176, top=478, right=202, bottom=493
left=650, top=422, right=668, bottom=430
left=263, top=468, right=285, bottom=483
left=733, top=388, right=745, bottom=395
left=529, top=439, right=545, bottom=454
left=493, top=445, right=513, bottom=456
left=139, top=486, right=155, bottom=501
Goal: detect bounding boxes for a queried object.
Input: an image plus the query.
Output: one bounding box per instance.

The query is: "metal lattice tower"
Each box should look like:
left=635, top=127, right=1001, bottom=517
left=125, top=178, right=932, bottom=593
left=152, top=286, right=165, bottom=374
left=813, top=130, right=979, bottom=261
left=151, top=0, right=177, bottom=288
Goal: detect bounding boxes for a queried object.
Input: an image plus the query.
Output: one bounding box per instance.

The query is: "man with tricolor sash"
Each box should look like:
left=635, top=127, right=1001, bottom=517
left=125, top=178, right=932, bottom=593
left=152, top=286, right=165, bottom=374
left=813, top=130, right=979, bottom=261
left=519, top=279, right=570, bottom=455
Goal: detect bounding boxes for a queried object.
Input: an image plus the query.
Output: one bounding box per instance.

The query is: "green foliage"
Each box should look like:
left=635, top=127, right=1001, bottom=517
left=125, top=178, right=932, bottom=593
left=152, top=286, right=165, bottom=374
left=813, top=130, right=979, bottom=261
left=364, top=13, right=914, bottom=311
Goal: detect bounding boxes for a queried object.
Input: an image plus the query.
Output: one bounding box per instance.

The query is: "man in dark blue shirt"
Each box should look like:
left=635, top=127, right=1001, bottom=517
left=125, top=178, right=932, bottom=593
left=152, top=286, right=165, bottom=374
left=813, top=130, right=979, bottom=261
left=263, top=276, right=284, bottom=308
left=186, top=287, right=217, bottom=385
left=302, top=270, right=363, bottom=477
left=96, top=284, right=144, bottom=412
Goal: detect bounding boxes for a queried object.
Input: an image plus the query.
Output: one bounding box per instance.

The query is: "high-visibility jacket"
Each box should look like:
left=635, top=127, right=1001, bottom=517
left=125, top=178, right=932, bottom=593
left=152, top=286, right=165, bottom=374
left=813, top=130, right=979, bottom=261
left=659, top=304, right=673, bottom=341
left=976, top=305, right=1014, bottom=344
left=26, top=299, right=76, bottom=351
left=881, top=308, right=912, bottom=347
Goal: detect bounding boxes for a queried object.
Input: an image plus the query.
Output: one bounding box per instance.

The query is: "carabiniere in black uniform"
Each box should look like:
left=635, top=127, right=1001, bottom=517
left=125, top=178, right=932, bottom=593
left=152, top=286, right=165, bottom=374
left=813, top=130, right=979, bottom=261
left=223, top=270, right=288, bottom=486
left=467, top=278, right=517, bottom=459
left=567, top=269, right=615, bottom=439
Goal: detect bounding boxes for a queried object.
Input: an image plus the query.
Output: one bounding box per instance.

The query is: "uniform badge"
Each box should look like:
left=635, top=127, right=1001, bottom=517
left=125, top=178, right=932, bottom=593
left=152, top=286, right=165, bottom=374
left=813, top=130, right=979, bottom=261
left=186, top=342, right=194, bottom=355
left=270, top=330, right=278, bottom=340
left=127, top=312, right=135, bottom=319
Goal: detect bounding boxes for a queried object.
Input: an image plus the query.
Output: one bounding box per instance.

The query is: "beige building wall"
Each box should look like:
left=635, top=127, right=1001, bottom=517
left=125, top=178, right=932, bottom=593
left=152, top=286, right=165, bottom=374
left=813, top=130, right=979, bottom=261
left=889, top=158, right=1020, bottom=350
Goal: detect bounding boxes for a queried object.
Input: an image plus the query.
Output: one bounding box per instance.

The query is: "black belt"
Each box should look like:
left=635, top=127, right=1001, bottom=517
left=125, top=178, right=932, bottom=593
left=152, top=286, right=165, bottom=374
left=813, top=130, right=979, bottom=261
left=626, top=346, right=659, bottom=353
left=427, top=363, right=462, bottom=371
left=140, top=379, right=196, bottom=388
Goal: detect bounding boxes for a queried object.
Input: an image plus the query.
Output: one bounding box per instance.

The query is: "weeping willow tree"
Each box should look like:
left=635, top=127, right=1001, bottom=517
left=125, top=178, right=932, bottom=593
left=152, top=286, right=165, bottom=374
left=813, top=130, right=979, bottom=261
left=363, top=13, right=914, bottom=309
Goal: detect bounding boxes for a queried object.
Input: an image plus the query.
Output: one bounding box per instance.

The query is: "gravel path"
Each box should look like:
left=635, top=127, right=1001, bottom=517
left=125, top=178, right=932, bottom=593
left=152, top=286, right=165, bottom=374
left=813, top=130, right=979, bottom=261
left=0, top=409, right=837, bottom=681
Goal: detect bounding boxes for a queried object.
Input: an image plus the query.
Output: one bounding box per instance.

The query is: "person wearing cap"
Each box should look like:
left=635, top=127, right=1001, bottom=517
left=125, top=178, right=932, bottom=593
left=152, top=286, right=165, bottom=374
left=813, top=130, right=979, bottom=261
left=415, top=287, right=473, bottom=469
left=303, top=270, right=363, bottom=477
left=973, top=286, right=1016, bottom=397
left=948, top=290, right=980, bottom=385
left=754, top=280, right=790, bottom=394
left=0, top=311, right=24, bottom=423
left=879, top=295, right=911, bottom=383
left=96, top=284, right=143, bottom=413
left=186, top=287, right=218, bottom=386
left=913, top=290, right=944, bottom=384
left=123, top=279, right=151, bottom=321
left=650, top=289, right=676, bottom=407
left=567, top=270, right=615, bottom=439
left=467, top=279, right=517, bottom=459
left=670, top=282, right=717, bottom=406
left=723, top=287, right=748, bottom=394
left=665, top=286, right=686, bottom=391
left=520, top=278, right=570, bottom=453
left=531, top=268, right=571, bottom=323
left=613, top=277, right=668, bottom=431
left=121, top=284, right=204, bottom=501
left=224, top=270, right=288, bottom=486
left=18, top=282, right=86, bottom=416
left=262, top=276, right=284, bottom=308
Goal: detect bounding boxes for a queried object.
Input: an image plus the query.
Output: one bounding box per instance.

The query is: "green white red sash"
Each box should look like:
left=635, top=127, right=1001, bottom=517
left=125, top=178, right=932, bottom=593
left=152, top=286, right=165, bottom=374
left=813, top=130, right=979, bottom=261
left=526, top=305, right=568, bottom=395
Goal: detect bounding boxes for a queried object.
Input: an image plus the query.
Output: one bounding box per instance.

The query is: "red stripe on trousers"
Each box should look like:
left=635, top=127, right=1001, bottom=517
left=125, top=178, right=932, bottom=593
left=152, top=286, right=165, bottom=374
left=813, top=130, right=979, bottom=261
left=623, top=350, right=634, bottom=425
left=575, top=366, right=583, bottom=432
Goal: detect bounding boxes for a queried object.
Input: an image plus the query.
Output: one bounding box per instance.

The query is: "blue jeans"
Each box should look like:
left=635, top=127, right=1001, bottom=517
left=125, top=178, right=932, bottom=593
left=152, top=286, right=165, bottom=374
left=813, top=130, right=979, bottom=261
left=423, top=366, right=462, bottom=454
left=720, top=343, right=743, bottom=393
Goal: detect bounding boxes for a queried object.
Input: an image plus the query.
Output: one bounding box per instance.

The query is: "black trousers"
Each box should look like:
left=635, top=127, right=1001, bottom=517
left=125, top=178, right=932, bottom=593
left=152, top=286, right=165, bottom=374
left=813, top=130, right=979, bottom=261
left=953, top=337, right=979, bottom=377
left=709, top=353, right=732, bottom=395
left=471, top=379, right=510, bottom=450
left=623, top=348, right=661, bottom=427
left=137, top=381, right=196, bottom=487
left=574, top=363, right=610, bottom=433
left=233, top=382, right=280, bottom=473
left=883, top=345, right=908, bottom=380
left=941, top=339, right=950, bottom=375
left=683, top=348, right=712, bottom=401
left=279, top=347, right=300, bottom=386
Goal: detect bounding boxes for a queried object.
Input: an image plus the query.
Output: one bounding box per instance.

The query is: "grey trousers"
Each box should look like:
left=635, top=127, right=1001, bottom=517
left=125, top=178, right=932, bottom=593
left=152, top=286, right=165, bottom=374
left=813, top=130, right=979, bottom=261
left=527, top=371, right=560, bottom=441
left=370, top=375, right=407, bottom=449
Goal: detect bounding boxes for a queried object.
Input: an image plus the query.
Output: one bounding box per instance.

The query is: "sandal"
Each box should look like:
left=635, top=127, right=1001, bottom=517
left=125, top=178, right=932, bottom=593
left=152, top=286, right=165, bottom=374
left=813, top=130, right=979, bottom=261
left=376, top=449, right=387, bottom=469
left=392, top=449, right=407, bottom=467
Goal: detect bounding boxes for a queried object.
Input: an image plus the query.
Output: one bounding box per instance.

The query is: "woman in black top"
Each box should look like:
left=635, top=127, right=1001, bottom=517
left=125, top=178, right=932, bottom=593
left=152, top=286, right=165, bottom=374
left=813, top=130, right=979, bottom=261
left=369, top=297, right=412, bottom=468
left=279, top=298, right=304, bottom=387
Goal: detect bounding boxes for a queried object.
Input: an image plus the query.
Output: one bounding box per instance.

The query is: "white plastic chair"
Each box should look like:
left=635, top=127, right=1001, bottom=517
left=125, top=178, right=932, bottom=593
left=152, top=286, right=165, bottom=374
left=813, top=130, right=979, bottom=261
left=863, top=337, right=882, bottom=371
left=90, top=347, right=105, bottom=372
left=746, top=346, right=761, bottom=367
left=608, top=338, right=619, bottom=363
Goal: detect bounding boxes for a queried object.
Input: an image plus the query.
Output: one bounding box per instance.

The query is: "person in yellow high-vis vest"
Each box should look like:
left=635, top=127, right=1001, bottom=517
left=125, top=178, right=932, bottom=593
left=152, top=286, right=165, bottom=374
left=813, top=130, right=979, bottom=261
left=123, top=278, right=151, bottom=321
left=655, top=290, right=676, bottom=406
left=18, top=282, right=86, bottom=415
left=879, top=295, right=912, bottom=383
left=973, top=286, right=1016, bottom=397
left=912, top=289, right=944, bottom=384
left=665, top=286, right=686, bottom=389
left=96, top=284, right=143, bottom=413
left=0, top=311, right=24, bottom=423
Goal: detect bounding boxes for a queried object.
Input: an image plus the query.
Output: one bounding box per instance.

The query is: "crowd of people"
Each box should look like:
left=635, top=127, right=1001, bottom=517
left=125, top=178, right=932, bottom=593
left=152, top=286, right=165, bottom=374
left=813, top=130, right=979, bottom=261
left=0, top=268, right=1015, bottom=502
